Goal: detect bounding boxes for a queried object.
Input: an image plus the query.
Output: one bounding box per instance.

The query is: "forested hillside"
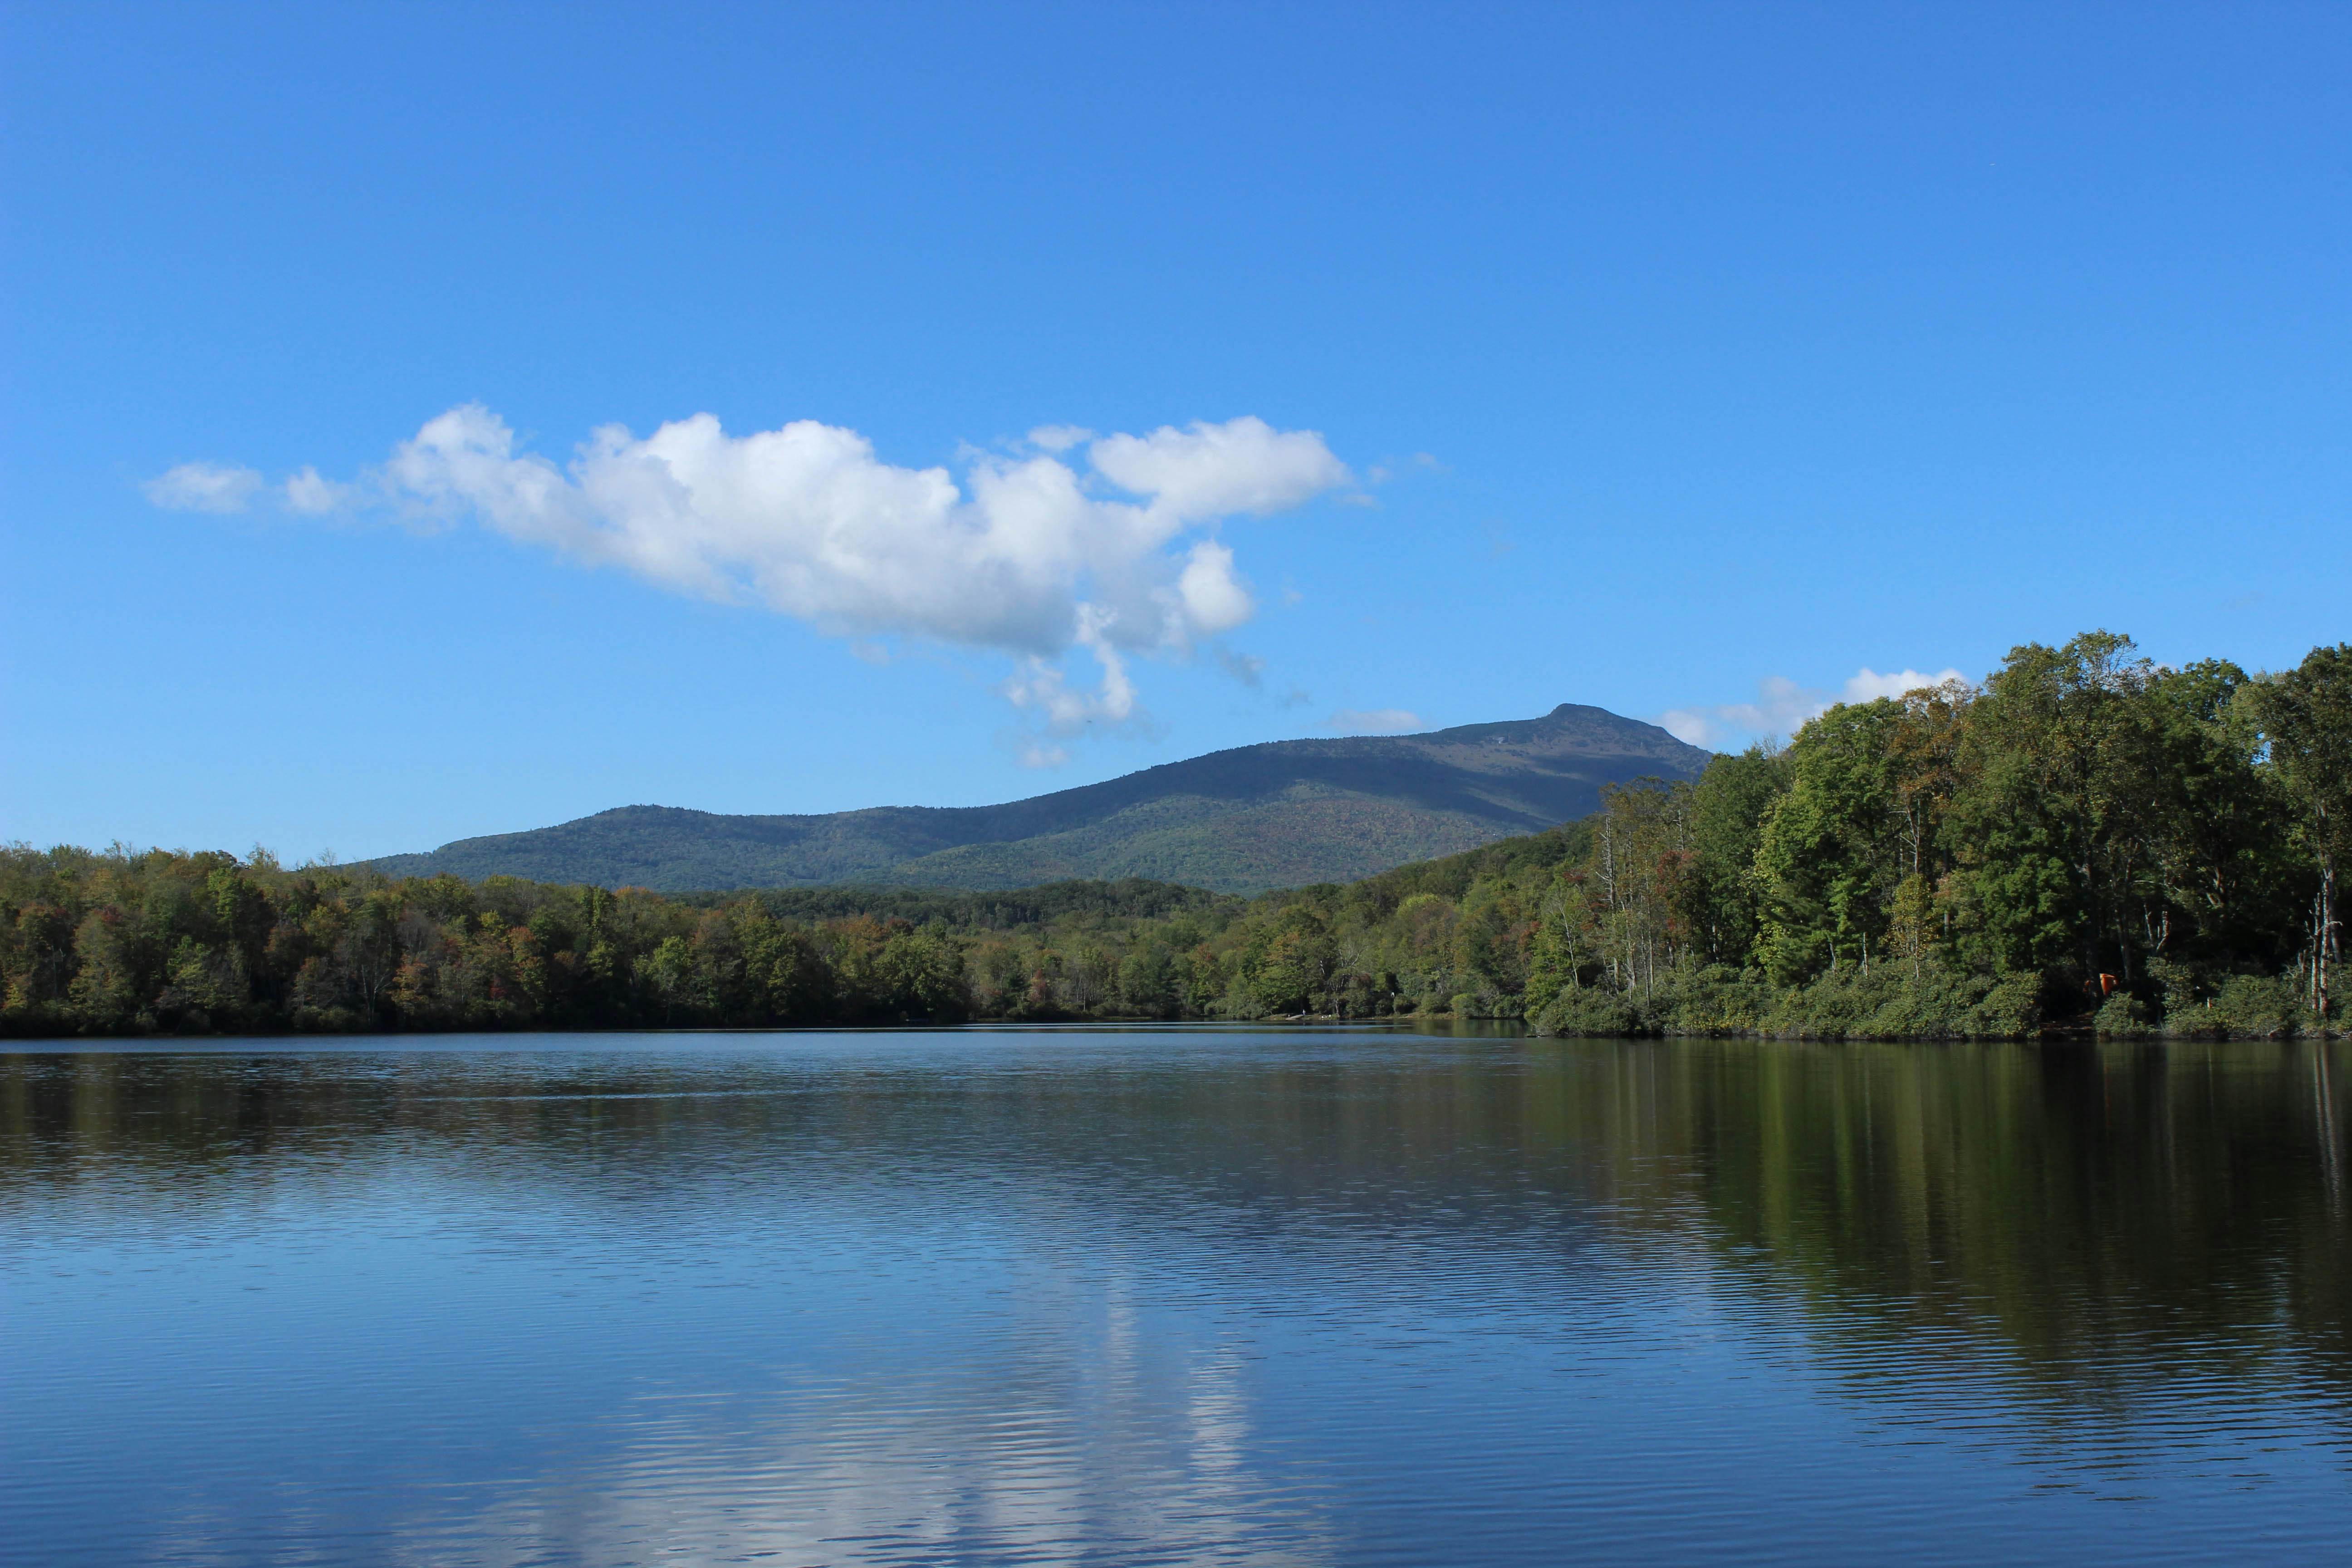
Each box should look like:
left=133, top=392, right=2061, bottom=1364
left=4, top=633, right=2343, bottom=1040
left=364, top=704, right=1708, bottom=893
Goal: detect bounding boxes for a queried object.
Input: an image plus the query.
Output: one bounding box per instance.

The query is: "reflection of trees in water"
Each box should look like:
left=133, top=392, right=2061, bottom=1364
left=1656, top=1041, right=2350, bottom=1392
left=4, top=1036, right=2347, bottom=1415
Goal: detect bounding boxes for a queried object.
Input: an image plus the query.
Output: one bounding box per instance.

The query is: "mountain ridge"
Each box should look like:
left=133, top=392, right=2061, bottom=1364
left=367, top=703, right=1710, bottom=893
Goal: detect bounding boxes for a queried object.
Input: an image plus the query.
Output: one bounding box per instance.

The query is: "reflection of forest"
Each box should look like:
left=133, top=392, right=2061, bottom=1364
left=1660, top=1040, right=2349, bottom=1403
left=4, top=1035, right=2346, bottom=1410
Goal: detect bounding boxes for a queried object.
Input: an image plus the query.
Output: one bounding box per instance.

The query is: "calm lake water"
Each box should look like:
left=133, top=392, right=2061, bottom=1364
left=4, top=1028, right=2348, bottom=1566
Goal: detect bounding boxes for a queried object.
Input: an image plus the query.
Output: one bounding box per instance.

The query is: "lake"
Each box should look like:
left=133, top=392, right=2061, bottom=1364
left=4, top=1028, right=2347, bottom=1565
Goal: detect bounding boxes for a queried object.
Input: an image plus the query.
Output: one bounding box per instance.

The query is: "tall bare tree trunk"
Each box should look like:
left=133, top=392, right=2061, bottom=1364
left=2319, top=861, right=2335, bottom=1025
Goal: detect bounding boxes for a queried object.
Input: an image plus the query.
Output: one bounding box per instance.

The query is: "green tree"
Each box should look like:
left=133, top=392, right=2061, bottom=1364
left=2245, top=645, right=2352, bottom=1021
left=1246, top=904, right=1335, bottom=1014
left=876, top=930, right=969, bottom=1021
left=1753, top=702, right=1904, bottom=984
left=1120, top=942, right=1183, bottom=1018
left=1684, top=746, right=1788, bottom=965
left=1952, top=632, right=2156, bottom=982
left=1588, top=780, right=1694, bottom=994
left=1524, top=871, right=1596, bottom=1016
left=2131, top=661, right=2291, bottom=975
left=635, top=935, right=696, bottom=1022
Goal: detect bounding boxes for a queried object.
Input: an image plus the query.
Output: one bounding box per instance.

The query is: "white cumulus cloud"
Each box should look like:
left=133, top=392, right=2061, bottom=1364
left=142, top=461, right=264, bottom=513
left=1002, top=604, right=1140, bottom=745
left=150, top=406, right=1349, bottom=757
left=1089, top=416, right=1350, bottom=524
left=1661, top=666, right=1969, bottom=749
left=281, top=466, right=355, bottom=515
left=1025, top=424, right=1094, bottom=453
left=1840, top=666, right=1968, bottom=704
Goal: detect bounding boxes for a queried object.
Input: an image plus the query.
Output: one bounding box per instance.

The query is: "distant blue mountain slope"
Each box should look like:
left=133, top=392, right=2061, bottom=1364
left=367, top=705, right=1710, bottom=893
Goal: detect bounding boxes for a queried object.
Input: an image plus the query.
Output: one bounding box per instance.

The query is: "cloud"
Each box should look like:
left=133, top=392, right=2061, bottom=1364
left=1323, top=708, right=1421, bottom=735
left=1002, top=604, right=1139, bottom=739
left=1656, top=710, right=1721, bottom=747
left=1026, top=424, right=1094, bottom=453
left=1840, top=666, right=1968, bottom=704
left=1661, top=666, right=1966, bottom=748
left=1088, top=416, right=1351, bottom=523
left=157, top=406, right=1350, bottom=749
left=1661, top=676, right=1827, bottom=748
left=281, top=466, right=356, bottom=515
left=142, top=461, right=263, bottom=513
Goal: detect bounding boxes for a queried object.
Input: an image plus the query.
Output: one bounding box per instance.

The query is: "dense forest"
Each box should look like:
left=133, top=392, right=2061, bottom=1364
left=3, top=632, right=2343, bottom=1041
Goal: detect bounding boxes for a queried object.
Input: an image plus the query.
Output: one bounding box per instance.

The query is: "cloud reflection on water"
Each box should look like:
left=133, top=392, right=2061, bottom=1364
left=6, top=1032, right=2349, bottom=1564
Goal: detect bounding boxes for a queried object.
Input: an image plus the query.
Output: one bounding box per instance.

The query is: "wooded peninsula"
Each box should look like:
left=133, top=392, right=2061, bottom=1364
left=5, top=632, right=2344, bottom=1040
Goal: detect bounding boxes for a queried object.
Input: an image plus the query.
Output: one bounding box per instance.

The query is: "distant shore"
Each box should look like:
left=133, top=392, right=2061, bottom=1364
left=7, top=633, right=2346, bottom=1048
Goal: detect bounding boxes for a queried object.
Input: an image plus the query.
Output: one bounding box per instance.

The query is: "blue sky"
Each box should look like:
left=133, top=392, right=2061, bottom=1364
left=4, top=1, right=2347, bottom=862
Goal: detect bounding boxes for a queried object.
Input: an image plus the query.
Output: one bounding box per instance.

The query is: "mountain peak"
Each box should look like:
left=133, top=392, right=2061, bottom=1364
left=371, top=703, right=1710, bottom=894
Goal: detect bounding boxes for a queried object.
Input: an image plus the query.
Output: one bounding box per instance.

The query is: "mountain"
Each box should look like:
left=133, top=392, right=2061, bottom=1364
left=367, top=704, right=1711, bottom=894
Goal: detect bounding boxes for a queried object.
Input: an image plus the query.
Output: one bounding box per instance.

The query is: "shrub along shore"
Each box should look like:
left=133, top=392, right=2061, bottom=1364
left=4, top=632, right=2344, bottom=1043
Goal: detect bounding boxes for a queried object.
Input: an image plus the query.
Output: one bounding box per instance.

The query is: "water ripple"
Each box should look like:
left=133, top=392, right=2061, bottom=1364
left=3, top=1030, right=2347, bottom=1565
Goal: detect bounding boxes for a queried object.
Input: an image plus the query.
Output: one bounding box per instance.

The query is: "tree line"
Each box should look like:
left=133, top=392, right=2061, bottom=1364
left=1523, top=633, right=2346, bottom=1039
left=2, top=632, right=2342, bottom=1041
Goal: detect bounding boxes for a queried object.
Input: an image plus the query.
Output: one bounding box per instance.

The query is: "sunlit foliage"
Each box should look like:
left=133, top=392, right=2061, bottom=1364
left=5, top=633, right=2345, bottom=1040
